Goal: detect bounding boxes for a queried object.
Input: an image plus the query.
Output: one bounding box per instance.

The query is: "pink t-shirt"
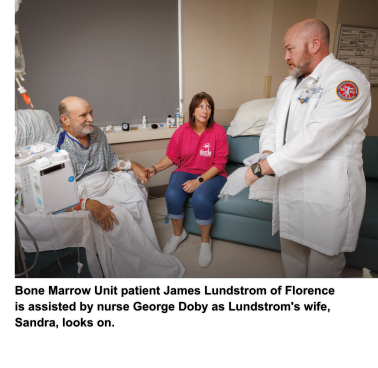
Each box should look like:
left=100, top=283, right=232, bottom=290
left=166, top=122, right=229, bottom=178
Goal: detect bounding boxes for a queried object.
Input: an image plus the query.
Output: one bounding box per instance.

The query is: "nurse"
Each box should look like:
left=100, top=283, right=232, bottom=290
left=145, top=92, right=228, bottom=268
left=245, top=19, right=371, bottom=277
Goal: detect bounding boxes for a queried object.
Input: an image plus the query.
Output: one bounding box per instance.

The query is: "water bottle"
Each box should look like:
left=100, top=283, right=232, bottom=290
left=175, top=108, right=180, bottom=127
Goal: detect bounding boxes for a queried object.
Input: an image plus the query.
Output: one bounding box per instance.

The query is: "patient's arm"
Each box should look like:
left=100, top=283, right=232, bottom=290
left=129, top=162, right=149, bottom=183
left=85, top=199, right=119, bottom=232
left=112, top=161, right=149, bottom=183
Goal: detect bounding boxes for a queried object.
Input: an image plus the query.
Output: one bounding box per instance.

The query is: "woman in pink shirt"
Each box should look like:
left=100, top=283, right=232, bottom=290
left=145, top=92, right=229, bottom=268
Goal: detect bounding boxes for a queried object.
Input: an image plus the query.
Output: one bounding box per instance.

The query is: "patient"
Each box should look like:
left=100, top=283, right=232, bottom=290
left=40, top=96, right=185, bottom=278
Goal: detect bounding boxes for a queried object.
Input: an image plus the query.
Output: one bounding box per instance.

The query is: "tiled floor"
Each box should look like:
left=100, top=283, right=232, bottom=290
left=149, top=198, right=378, bottom=278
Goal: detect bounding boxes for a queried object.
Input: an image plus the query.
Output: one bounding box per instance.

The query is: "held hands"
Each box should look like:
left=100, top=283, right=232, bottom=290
left=143, top=167, right=157, bottom=180
left=113, top=162, right=149, bottom=183
left=182, top=179, right=201, bottom=193
left=131, top=162, right=149, bottom=184
left=85, top=199, right=119, bottom=232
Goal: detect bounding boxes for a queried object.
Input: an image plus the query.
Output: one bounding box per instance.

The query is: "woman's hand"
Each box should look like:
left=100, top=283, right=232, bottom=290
left=143, top=167, right=157, bottom=180
left=182, top=179, right=201, bottom=193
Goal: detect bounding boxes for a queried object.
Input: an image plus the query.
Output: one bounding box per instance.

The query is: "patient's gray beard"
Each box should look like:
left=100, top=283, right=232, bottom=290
left=82, top=124, right=94, bottom=135
left=70, top=122, right=94, bottom=137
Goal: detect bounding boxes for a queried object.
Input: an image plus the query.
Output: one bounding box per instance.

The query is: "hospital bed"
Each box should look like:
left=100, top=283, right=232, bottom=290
left=15, top=110, right=99, bottom=278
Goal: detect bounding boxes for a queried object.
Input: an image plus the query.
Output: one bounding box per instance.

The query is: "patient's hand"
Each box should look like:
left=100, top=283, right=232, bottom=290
left=131, top=162, right=149, bottom=184
left=85, top=199, right=119, bottom=232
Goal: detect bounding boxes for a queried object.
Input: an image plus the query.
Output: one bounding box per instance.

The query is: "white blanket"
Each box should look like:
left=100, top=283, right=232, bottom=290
left=219, top=153, right=274, bottom=204
left=17, top=171, right=185, bottom=278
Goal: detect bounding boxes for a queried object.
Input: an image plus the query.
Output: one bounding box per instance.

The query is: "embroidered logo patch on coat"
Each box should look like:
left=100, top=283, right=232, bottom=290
left=336, top=81, right=358, bottom=101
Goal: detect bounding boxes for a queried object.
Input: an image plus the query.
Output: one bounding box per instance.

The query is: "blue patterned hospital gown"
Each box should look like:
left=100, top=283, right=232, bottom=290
left=44, top=126, right=119, bottom=181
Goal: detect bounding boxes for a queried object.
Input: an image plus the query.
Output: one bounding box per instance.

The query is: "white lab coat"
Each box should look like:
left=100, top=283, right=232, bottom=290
left=260, top=54, right=371, bottom=256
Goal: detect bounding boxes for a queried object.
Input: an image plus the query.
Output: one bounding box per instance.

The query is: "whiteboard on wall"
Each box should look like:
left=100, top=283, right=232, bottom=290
left=334, top=24, right=378, bottom=85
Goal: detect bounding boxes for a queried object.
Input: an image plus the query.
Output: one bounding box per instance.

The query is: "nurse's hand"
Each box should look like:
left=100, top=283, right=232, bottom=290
left=85, top=199, right=119, bottom=232
left=245, top=158, right=274, bottom=186
left=245, top=166, right=258, bottom=186
left=182, top=179, right=200, bottom=193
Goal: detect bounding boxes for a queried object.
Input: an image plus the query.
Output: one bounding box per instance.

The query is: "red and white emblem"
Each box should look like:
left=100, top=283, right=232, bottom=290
left=336, top=81, right=358, bottom=101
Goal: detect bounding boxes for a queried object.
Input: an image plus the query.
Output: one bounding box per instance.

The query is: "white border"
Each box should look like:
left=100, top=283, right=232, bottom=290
left=178, top=0, right=183, bottom=113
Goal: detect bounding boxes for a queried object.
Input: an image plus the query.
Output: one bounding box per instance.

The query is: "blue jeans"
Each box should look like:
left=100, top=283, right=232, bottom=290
left=165, top=171, right=227, bottom=225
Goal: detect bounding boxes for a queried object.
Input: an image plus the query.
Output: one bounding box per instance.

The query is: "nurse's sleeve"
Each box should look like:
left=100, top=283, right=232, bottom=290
left=267, top=74, right=371, bottom=177
left=260, top=106, right=277, bottom=153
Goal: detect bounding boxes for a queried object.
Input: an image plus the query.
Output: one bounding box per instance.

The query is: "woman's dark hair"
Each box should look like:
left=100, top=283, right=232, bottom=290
left=188, top=92, right=215, bottom=129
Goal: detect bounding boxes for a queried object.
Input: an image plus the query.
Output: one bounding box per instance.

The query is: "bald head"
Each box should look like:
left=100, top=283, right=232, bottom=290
left=283, top=19, right=330, bottom=78
left=287, top=19, right=329, bottom=48
left=59, top=96, right=94, bottom=137
left=59, top=96, right=89, bottom=123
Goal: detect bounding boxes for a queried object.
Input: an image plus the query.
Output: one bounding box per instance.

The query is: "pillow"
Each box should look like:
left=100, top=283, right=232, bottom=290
left=227, top=97, right=276, bottom=137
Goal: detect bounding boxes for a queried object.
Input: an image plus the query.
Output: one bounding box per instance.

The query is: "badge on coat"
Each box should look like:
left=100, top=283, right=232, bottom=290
left=336, top=81, right=358, bottom=101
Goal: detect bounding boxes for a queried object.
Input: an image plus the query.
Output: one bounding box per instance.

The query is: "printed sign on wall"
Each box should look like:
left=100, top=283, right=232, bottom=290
left=335, top=25, right=378, bottom=85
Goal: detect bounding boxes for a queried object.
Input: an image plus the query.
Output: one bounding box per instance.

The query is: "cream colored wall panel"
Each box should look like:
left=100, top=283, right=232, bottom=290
left=268, top=0, right=317, bottom=96
left=111, top=139, right=170, bottom=155
left=315, top=0, right=340, bottom=53
left=213, top=108, right=238, bottom=126
left=248, top=0, right=274, bottom=101
left=105, top=126, right=175, bottom=144
left=337, top=0, right=378, bottom=27
left=182, top=0, right=254, bottom=111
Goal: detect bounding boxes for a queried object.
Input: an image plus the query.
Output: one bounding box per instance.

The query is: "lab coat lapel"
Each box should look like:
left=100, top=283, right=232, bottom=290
left=276, top=77, right=297, bottom=150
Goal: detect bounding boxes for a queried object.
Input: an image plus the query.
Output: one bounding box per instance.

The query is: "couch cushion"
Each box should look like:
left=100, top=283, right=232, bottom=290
left=359, top=179, right=378, bottom=239
left=186, top=164, right=273, bottom=222
left=362, top=137, right=378, bottom=179
left=228, top=136, right=260, bottom=165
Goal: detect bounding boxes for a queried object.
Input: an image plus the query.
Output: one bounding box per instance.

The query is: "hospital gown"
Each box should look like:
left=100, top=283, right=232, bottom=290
left=44, top=126, right=119, bottom=181
left=16, top=126, right=185, bottom=278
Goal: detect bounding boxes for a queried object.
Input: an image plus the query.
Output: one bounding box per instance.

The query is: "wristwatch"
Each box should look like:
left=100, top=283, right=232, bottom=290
left=251, top=163, right=263, bottom=178
left=197, top=176, right=204, bottom=184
